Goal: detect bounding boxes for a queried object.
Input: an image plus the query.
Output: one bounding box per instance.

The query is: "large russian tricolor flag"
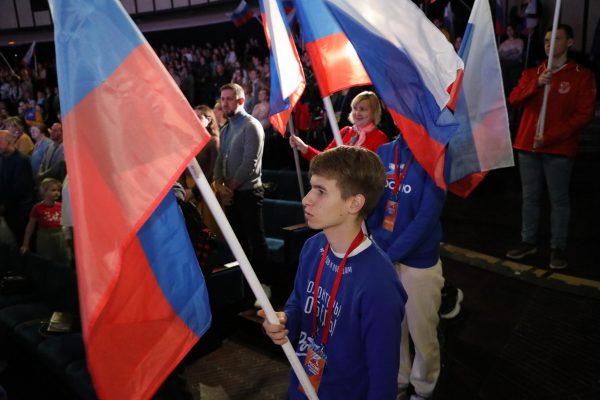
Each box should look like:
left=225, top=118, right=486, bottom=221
left=448, top=0, right=513, bottom=197
left=48, top=1, right=211, bottom=398
left=260, top=0, right=305, bottom=135
left=295, top=0, right=370, bottom=97
left=324, top=0, right=464, bottom=189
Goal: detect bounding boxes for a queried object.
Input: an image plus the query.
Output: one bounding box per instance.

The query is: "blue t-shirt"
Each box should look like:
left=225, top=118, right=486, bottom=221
left=285, top=232, right=407, bottom=399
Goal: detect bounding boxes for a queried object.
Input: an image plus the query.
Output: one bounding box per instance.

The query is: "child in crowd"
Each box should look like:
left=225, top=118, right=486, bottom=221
left=259, top=146, right=407, bottom=399
left=20, top=178, right=69, bottom=263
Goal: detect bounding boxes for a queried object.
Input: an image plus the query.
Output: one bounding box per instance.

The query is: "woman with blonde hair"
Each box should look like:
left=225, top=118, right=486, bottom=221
left=289, top=91, right=388, bottom=160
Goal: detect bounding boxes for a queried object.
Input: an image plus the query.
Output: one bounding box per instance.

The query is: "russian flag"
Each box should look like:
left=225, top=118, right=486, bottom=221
left=228, top=0, right=255, bottom=27
left=260, top=0, right=305, bottom=135
left=295, top=0, right=370, bottom=98
left=324, top=0, right=464, bottom=190
left=21, top=41, right=36, bottom=66
left=48, top=1, right=211, bottom=398
left=448, top=0, right=514, bottom=197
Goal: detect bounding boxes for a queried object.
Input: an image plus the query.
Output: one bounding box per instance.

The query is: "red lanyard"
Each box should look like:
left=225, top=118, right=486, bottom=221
left=311, top=230, right=364, bottom=346
left=392, top=142, right=412, bottom=195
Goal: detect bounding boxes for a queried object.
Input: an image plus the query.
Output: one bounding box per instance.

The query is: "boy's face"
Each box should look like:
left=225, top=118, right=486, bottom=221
left=303, top=174, right=355, bottom=231
left=45, top=184, right=61, bottom=201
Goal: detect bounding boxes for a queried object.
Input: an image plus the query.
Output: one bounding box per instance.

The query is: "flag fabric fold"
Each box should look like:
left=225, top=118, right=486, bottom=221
left=323, top=0, right=464, bottom=190
left=228, top=0, right=255, bottom=27
left=260, top=0, right=305, bottom=135
left=448, top=0, right=514, bottom=197
left=295, top=0, right=370, bottom=98
left=48, top=0, right=211, bottom=398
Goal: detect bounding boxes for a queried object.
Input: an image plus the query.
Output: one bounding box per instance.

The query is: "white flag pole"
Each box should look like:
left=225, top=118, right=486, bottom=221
left=535, top=0, right=562, bottom=141
left=287, top=119, right=306, bottom=200
left=322, top=96, right=344, bottom=146
left=186, top=158, right=318, bottom=400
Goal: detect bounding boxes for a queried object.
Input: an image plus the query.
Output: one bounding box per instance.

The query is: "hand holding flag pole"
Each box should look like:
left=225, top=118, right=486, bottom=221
left=187, top=159, right=318, bottom=400
left=535, top=0, right=561, bottom=147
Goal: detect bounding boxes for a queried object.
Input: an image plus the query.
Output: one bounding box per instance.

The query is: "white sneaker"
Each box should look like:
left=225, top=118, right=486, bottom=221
left=254, top=284, right=272, bottom=308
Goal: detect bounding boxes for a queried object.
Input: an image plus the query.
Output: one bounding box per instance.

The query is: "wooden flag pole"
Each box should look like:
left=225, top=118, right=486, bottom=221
left=187, top=158, right=318, bottom=400
left=535, top=0, right=562, bottom=142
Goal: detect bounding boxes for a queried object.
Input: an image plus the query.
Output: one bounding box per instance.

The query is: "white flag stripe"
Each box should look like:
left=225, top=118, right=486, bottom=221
left=325, top=0, right=463, bottom=111
left=263, top=0, right=303, bottom=100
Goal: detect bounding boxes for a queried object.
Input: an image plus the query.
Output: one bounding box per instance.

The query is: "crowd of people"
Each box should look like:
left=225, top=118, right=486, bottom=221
left=0, top=13, right=597, bottom=399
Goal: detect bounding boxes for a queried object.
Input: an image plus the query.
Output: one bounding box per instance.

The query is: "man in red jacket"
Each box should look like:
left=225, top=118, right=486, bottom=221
left=506, top=24, right=596, bottom=269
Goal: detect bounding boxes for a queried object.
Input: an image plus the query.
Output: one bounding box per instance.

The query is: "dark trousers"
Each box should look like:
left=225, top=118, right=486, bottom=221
left=225, top=187, right=271, bottom=285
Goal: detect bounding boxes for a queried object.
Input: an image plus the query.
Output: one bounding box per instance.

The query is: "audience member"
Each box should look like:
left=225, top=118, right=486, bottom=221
left=0, top=130, right=35, bottom=246
left=5, top=116, right=33, bottom=157
left=251, top=86, right=271, bottom=131
left=21, top=177, right=69, bottom=264
left=506, top=24, right=596, bottom=269
left=289, top=91, right=389, bottom=160
left=213, top=99, right=227, bottom=129
left=259, top=146, right=406, bottom=399
left=30, top=123, right=50, bottom=174
left=499, top=25, right=525, bottom=96
left=38, top=122, right=66, bottom=182
left=214, top=83, right=271, bottom=306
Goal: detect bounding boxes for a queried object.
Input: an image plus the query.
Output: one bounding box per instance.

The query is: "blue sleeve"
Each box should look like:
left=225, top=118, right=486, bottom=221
left=360, top=270, right=405, bottom=399
left=385, top=176, right=446, bottom=263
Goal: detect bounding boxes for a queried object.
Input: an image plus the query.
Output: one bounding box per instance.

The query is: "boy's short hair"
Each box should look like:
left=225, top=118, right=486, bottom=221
left=546, top=23, right=574, bottom=39
left=309, top=146, right=386, bottom=218
left=40, top=177, right=61, bottom=193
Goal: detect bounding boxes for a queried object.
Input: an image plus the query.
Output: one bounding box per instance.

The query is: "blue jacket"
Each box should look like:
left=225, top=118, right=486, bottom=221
left=368, top=137, right=446, bottom=268
left=285, top=232, right=406, bottom=399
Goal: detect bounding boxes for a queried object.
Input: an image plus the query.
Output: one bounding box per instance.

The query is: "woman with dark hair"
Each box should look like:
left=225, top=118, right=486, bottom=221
left=194, top=105, right=220, bottom=183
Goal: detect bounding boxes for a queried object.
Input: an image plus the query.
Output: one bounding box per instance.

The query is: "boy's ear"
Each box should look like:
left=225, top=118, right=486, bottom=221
left=348, top=194, right=366, bottom=215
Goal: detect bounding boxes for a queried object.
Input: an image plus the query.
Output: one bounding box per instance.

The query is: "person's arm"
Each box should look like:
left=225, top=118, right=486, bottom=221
left=20, top=215, right=37, bottom=254
left=229, top=119, right=263, bottom=189
left=361, top=270, right=406, bottom=399
left=509, top=67, right=544, bottom=108
left=385, top=177, right=446, bottom=263
left=539, top=71, right=597, bottom=147
left=303, top=126, right=353, bottom=161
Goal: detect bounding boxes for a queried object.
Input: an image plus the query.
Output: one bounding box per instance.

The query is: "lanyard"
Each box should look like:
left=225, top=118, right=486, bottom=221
left=392, top=142, right=412, bottom=195
left=311, top=230, right=364, bottom=346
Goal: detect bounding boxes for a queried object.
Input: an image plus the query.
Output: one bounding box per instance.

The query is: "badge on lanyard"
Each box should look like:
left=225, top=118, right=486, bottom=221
left=383, top=199, right=398, bottom=232
left=300, top=345, right=327, bottom=394
left=383, top=143, right=412, bottom=232
left=299, top=231, right=365, bottom=394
